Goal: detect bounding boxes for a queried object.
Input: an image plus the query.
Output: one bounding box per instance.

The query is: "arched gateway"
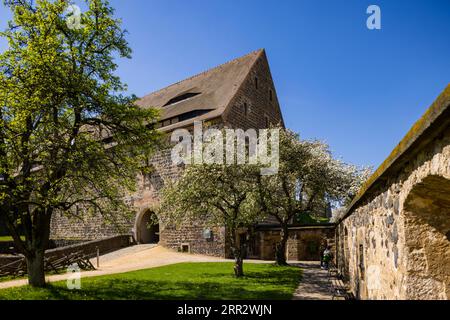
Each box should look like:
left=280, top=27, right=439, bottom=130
left=135, top=210, right=160, bottom=244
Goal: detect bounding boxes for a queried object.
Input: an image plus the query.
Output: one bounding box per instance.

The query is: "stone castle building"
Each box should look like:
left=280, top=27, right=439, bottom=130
left=335, top=85, right=450, bottom=300
left=50, top=49, right=287, bottom=257
left=48, top=49, right=450, bottom=299
left=7, top=48, right=449, bottom=299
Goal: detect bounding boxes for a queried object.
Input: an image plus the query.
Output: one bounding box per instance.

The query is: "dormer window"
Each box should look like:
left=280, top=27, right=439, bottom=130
left=163, top=92, right=201, bottom=107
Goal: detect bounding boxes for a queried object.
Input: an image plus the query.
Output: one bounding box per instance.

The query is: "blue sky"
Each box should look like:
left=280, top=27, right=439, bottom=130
left=1, top=0, right=450, bottom=169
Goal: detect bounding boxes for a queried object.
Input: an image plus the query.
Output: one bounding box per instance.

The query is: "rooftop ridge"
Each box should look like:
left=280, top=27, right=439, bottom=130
left=138, top=49, right=264, bottom=102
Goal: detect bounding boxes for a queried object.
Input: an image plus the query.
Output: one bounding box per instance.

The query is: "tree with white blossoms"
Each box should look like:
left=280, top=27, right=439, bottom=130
left=256, top=128, right=371, bottom=265
left=329, top=165, right=372, bottom=223
left=0, top=0, right=160, bottom=287
left=159, top=163, right=261, bottom=277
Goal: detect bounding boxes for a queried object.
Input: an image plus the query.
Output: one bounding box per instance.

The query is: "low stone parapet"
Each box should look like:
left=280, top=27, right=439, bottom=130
left=0, top=235, right=132, bottom=267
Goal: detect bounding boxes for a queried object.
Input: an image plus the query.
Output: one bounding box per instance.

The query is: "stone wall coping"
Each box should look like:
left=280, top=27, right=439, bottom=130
left=340, top=84, right=450, bottom=223
left=46, top=235, right=129, bottom=254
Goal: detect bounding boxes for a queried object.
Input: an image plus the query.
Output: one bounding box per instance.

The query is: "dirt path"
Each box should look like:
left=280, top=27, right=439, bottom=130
left=292, top=261, right=334, bottom=300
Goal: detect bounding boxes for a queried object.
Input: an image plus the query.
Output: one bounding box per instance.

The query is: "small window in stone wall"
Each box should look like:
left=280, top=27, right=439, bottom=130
left=255, top=77, right=258, bottom=90
left=359, top=244, right=365, bottom=278
left=269, top=89, right=273, bottom=101
left=265, top=115, right=270, bottom=128
left=243, top=103, right=249, bottom=117
left=180, top=243, right=190, bottom=253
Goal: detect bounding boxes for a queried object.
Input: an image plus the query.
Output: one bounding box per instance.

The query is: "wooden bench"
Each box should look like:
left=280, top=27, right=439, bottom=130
left=330, top=277, right=351, bottom=300
left=327, top=262, right=354, bottom=300
left=327, top=261, right=339, bottom=280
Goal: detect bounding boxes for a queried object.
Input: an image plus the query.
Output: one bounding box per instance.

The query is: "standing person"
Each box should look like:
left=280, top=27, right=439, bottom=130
left=323, top=246, right=332, bottom=270
left=319, top=239, right=328, bottom=268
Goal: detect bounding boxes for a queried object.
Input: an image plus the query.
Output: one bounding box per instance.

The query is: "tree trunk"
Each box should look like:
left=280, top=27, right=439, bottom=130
left=234, top=253, right=244, bottom=277
left=25, top=210, right=52, bottom=288
left=26, top=250, right=46, bottom=287
left=275, top=224, right=289, bottom=266
left=229, top=227, right=244, bottom=277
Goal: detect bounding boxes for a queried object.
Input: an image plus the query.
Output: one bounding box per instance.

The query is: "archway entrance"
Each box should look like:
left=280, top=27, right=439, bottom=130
left=137, top=210, right=159, bottom=244
left=404, top=175, right=450, bottom=299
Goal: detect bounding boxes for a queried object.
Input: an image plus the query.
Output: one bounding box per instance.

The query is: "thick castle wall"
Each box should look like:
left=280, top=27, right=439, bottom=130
left=336, top=90, right=450, bottom=300
left=49, top=149, right=179, bottom=241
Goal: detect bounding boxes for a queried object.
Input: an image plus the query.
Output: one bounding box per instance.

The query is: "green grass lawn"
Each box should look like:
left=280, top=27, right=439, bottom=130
left=0, top=262, right=301, bottom=300
left=0, top=236, right=25, bottom=242
left=0, top=236, right=13, bottom=242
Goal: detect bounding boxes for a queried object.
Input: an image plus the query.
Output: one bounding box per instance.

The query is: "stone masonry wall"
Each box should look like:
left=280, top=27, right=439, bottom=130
left=224, top=51, right=283, bottom=130
left=336, top=126, right=450, bottom=300
left=287, top=227, right=335, bottom=261
left=160, top=224, right=227, bottom=257
left=50, top=148, right=182, bottom=240
left=50, top=211, right=133, bottom=240
left=256, top=226, right=335, bottom=261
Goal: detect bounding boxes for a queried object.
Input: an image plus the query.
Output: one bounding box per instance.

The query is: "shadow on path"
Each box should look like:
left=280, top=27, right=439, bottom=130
left=291, top=261, right=333, bottom=300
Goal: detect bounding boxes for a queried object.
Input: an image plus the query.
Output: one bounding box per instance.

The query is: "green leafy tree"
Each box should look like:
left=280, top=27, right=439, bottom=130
left=256, top=128, right=370, bottom=265
left=0, top=0, right=160, bottom=287
left=159, top=164, right=261, bottom=277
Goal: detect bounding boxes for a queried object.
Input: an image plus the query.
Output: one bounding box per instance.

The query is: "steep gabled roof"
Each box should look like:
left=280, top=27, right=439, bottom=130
left=136, top=49, right=264, bottom=130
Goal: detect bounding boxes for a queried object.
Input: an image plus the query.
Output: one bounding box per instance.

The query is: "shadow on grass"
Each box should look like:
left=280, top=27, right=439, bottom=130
left=47, top=279, right=295, bottom=300
left=0, top=263, right=302, bottom=300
